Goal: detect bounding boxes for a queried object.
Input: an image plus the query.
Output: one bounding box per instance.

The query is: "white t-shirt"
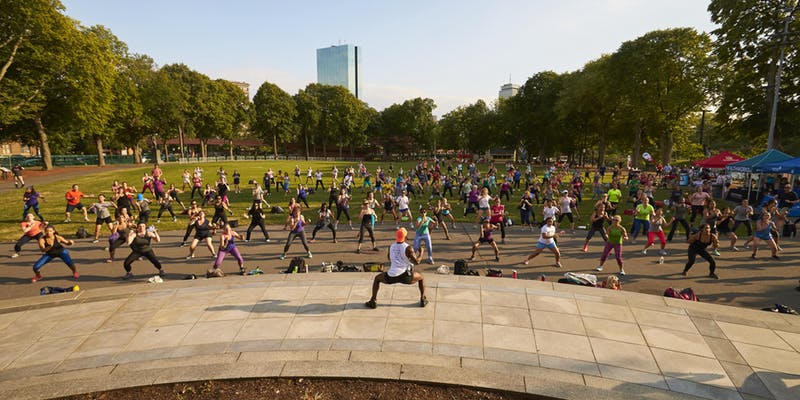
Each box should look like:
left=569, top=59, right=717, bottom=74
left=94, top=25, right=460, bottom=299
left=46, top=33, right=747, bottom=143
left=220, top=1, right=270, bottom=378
left=539, top=225, right=556, bottom=245
left=543, top=206, right=559, bottom=220
left=396, top=195, right=409, bottom=210
left=387, top=242, right=412, bottom=277
left=478, top=195, right=491, bottom=209
left=559, top=197, right=572, bottom=214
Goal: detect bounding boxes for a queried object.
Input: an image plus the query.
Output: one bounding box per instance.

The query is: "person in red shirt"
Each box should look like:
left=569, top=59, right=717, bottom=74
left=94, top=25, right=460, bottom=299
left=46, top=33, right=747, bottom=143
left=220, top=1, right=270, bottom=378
left=490, top=197, right=507, bottom=244
left=12, top=213, right=45, bottom=258
left=64, top=184, right=92, bottom=222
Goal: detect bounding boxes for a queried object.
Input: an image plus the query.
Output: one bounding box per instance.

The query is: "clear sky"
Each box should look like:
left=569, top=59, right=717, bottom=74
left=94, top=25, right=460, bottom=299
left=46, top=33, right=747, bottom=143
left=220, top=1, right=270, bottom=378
left=61, top=0, right=716, bottom=116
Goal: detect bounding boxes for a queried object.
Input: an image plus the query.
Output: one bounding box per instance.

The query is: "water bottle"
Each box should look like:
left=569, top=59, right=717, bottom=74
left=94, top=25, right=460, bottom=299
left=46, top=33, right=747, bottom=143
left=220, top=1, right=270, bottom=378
left=540, top=274, right=546, bottom=281
left=512, top=270, right=518, bottom=279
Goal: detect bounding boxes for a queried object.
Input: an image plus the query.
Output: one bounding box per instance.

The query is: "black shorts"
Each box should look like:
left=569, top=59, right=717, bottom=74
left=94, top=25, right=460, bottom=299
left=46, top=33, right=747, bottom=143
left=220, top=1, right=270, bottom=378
left=95, top=216, right=112, bottom=225
left=385, top=270, right=413, bottom=284
left=195, top=232, right=212, bottom=240
left=66, top=203, right=85, bottom=212
left=478, top=237, right=494, bottom=244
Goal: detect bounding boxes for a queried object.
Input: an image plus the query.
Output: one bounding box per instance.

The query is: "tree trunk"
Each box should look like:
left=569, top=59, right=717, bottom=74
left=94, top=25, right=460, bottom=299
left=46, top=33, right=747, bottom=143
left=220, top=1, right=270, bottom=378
left=322, top=139, right=327, bottom=158
left=304, top=131, right=310, bottom=161
left=178, top=125, right=185, bottom=159
left=229, top=139, right=234, bottom=159
left=659, top=131, right=673, bottom=165
left=200, top=140, right=207, bottom=160
left=632, top=122, right=643, bottom=170
left=272, top=133, right=278, bottom=159
left=338, top=144, right=343, bottom=159
left=152, top=136, right=161, bottom=165
left=597, top=131, right=607, bottom=167
left=34, top=115, right=53, bottom=171
left=163, top=143, right=169, bottom=163
left=349, top=143, right=355, bottom=159
left=95, top=135, right=106, bottom=166
left=133, top=144, right=142, bottom=164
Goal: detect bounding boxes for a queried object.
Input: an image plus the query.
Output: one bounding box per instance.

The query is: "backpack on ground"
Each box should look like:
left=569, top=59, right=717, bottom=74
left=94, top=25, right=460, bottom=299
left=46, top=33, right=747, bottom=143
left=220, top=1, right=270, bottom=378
left=454, top=259, right=470, bottom=275
left=486, top=268, right=503, bottom=277
left=271, top=206, right=284, bottom=214
left=663, top=287, right=698, bottom=301
left=363, top=262, right=385, bottom=272
left=564, top=272, right=597, bottom=287
left=335, top=260, right=362, bottom=272
left=75, top=226, right=89, bottom=239
left=284, top=257, right=307, bottom=273
left=206, top=268, right=225, bottom=278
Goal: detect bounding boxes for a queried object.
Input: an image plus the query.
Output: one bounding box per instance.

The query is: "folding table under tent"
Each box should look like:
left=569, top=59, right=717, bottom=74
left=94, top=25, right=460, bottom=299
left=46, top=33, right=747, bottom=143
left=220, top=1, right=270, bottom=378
left=726, top=149, right=794, bottom=201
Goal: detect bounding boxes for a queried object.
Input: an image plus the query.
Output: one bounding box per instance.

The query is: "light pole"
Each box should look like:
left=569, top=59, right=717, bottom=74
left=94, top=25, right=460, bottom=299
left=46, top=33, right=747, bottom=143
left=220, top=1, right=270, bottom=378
left=767, top=2, right=796, bottom=150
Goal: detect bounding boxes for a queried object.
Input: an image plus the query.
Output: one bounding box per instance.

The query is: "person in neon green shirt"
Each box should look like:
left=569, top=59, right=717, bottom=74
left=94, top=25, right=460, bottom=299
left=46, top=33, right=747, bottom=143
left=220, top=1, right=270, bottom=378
left=606, top=184, right=622, bottom=215
left=631, top=197, right=654, bottom=242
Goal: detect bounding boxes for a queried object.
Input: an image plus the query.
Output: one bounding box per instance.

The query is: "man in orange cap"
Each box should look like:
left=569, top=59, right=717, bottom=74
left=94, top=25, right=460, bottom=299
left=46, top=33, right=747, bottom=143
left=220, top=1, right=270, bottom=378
left=365, top=227, right=427, bottom=308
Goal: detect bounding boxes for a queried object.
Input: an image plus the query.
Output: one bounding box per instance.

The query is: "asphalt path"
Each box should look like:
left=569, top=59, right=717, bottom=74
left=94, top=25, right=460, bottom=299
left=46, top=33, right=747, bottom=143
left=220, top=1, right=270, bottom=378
left=2, top=221, right=798, bottom=312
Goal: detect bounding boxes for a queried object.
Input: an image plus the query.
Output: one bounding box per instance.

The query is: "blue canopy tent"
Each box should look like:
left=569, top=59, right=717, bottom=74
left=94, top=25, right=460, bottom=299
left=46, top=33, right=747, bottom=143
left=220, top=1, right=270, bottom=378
left=726, top=149, right=794, bottom=173
left=726, top=149, right=794, bottom=201
left=761, top=157, right=800, bottom=175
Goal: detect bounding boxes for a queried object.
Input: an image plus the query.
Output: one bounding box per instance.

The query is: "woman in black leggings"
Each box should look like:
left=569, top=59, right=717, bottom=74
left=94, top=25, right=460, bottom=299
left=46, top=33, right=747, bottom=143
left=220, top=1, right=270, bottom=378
left=280, top=207, right=311, bottom=260
left=180, top=201, right=203, bottom=246
left=682, top=224, right=719, bottom=279
left=246, top=201, right=270, bottom=242
left=311, top=203, right=337, bottom=243
left=356, top=200, right=378, bottom=253
left=123, top=223, right=163, bottom=280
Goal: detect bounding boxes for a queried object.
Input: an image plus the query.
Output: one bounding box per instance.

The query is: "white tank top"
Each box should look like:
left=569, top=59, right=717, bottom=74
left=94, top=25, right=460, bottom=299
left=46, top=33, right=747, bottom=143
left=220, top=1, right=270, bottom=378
left=388, top=242, right=412, bottom=277
left=396, top=196, right=409, bottom=210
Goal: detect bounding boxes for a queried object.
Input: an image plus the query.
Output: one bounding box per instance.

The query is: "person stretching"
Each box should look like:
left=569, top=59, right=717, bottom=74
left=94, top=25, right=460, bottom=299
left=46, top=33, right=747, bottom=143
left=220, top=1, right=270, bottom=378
left=32, top=225, right=79, bottom=283
left=365, top=228, right=427, bottom=309
left=469, top=218, right=500, bottom=262
left=212, top=223, right=246, bottom=275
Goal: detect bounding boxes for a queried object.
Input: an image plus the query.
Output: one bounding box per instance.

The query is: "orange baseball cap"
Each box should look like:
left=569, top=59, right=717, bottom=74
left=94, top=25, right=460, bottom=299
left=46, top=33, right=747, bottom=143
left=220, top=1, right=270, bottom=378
left=395, top=227, right=407, bottom=242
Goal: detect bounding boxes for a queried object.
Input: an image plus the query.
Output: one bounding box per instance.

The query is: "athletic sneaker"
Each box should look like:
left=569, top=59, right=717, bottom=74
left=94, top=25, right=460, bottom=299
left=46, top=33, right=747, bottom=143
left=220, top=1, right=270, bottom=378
left=708, top=273, right=719, bottom=279
left=523, top=259, right=529, bottom=265
left=72, top=272, right=80, bottom=279
left=730, top=246, right=739, bottom=252
left=495, top=256, right=500, bottom=262
left=555, top=262, right=563, bottom=268
left=172, top=217, right=177, bottom=222
left=156, top=219, right=160, bottom=223
left=122, top=272, right=134, bottom=280
left=279, top=253, right=285, bottom=260
left=307, top=252, right=313, bottom=258
left=619, top=269, right=626, bottom=276
left=365, top=299, right=377, bottom=309
left=92, top=239, right=99, bottom=244
left=420, top=297, right=429, bottom=307
left=10, top=253, right=19, bottom=259
left=31, top=273, right=43, bottom=283
left=659, top=249, right=667, bottom=256
left=581, top=247, right=587, bottom=252
left=641, top=249, right=647, bottom=255
left=186, top=254, right=194, bottom=260
left=158, top=269, right=165, bottom=278
left=595, top=265, right=604, bottom=272
left=712, top=249, right=721, bottom=256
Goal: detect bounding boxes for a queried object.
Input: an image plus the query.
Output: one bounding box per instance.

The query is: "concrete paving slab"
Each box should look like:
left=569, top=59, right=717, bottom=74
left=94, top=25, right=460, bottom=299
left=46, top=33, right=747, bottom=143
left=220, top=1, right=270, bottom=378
left=528, top=293, right=580, bottom=314
left=651, top=348, right=735, bottom=389
left=704, top=336, right=747, bottom=364
left=535, top=329, right=595, bottom=362
left=335, top=316, right=387, bottom=340
left=532, top=309, right=586, bottom=335
left=483, top=347, right=540, bottom=367
left=665, top=377, right=743, bottom=400
left=286, top=316, right=340, bottom=339
left=577, top=299, right=636, bottom=323
left=753, top=367, right=800, bottom=400
left=641, top=326, right=715, bottom=358
left=717, top=321, right=794, bottom=351
left=538, top=354, right=600, bottom=376
left=775, top=330, right=800, bottom=353
left=483, top=304, right=532, bottom=328
left=590, top=337, right=660, bottom=374
left=401, top=363, right=526, bottom=393
left=483, top=323, right=536, bottom=353
left=632, top=307, right=699, bottom=334
left=124, top=323, right=193, bottom=351
left=433, top=319, right=483, bottom=346
left=435, top=301, right=482, bottom=322
left=598, top=364, right=669, bottom=390
left=731, top=341, right=800, bottom=375
left=582, top=316, right=646, bottom=345
left=433, top=343, right=484, bottom=358
left=720, top=361, right=774, bottom=399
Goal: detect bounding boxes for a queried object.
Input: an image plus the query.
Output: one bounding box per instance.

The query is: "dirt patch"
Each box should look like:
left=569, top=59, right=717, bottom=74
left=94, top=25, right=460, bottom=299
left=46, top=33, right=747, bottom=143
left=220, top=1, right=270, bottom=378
left=57, top=378, right=553, bottom=400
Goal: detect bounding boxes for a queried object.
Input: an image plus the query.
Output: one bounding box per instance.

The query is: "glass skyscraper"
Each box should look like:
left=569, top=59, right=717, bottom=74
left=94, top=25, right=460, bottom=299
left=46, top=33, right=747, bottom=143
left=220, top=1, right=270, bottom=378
left=316, top=44, right=361, bottom=99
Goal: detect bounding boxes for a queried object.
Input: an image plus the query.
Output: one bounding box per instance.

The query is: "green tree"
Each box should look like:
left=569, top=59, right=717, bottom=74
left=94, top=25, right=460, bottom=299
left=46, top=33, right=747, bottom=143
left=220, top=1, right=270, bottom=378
left=610, top=28, right=714, bottom=167
left=709, top=0, right=800, bottom=153
left=0, top=0, right=79, bottom=169
left=252, top=82, right=296, bottom=158
left=294, top=87, right=321, bottom=160
left=379, top=98, right=438, bottom=156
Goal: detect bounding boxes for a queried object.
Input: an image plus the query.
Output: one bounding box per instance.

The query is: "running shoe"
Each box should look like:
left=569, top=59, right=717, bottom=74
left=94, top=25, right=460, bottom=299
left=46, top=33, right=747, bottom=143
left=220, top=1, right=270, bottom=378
left=365, top=299, right=377, bottom=309
left=158, top=269, right=165, bottom=278
left=523, top=259, right=529, bottom=265
left=10, top=253, right=19, bottom=259
left=555, top=261, right=563, bottom=268
left=595, top=265, right=603, bottom=272
left=72, top=272, right=80, bottom=279
left=307, top=252, right=313, bottom=258
left=420, top=297, right=429, bottom=307
left=279, top=253, right=285, bottom=260
left=619, top=269, right=626, bottom=276
left=31, top=273, right=43, bottom=283
left=708, top=273, right=719, bottom=279
left=642, top=249, right=647, bottom=255
left=122, top=272, right=134, bottom=280
left=730, top=246, right=739, bottom=252
left=712, top=249, right=721, bottom=256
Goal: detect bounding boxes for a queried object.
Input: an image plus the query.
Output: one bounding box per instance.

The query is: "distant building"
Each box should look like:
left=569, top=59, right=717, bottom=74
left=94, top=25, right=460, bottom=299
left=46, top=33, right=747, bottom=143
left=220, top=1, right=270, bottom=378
left=317, top=44, right=362, bottom=99
left=1, top=142, right=37, bottom=157
left=228, top=81, right=250, bottom=98
left=499, top=83, right=519, bottom=99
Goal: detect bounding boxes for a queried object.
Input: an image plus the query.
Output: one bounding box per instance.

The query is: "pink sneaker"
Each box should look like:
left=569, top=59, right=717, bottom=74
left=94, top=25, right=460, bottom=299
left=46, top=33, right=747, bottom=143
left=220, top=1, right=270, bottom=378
left=523, top=259, right=529, bottom=265
left=31, top=273, right=42, bottom=283
left=73, top=272, right=80, bottom=279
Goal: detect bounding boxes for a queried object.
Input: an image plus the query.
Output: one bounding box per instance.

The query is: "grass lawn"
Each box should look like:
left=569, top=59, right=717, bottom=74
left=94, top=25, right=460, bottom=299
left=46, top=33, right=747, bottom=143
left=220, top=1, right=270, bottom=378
left=0, top=160, right=680, bottom=242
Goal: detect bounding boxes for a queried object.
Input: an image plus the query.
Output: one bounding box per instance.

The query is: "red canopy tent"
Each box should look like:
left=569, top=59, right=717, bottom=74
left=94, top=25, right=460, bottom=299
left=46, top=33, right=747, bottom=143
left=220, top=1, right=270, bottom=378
left=692, top=151, right=745, bottom=169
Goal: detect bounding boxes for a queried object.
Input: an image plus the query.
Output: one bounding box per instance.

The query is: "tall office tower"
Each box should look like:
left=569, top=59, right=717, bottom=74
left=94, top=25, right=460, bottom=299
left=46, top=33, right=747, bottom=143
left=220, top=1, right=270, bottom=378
left=317, top=44, right=362, bottom=99
left=499, top=83, right=519, bottom=99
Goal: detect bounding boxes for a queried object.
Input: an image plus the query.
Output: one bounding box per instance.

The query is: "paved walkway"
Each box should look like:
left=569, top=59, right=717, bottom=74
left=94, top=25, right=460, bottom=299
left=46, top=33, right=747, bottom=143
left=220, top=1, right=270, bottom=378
left=1, top=272, right=799, bottom=400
